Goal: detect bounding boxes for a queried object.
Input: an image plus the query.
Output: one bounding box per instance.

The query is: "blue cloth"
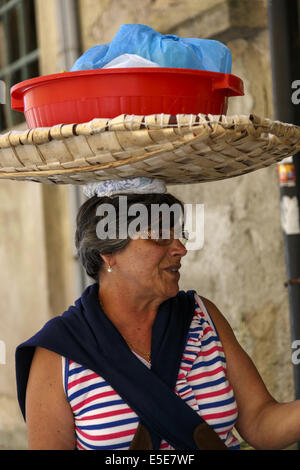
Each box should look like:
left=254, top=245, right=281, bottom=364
left=15, top=283, right=211, bottom=450
left=71, top=24, right=232, bottom=73
left=83, top=177, right=166, bottom=198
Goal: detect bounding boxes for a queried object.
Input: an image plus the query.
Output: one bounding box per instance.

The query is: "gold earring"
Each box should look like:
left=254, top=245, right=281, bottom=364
left=107, top=264, right=112, bottom=273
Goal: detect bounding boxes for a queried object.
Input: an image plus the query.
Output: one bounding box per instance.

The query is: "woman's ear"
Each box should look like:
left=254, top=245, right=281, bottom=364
left=99, top=253, right=115, bottom=270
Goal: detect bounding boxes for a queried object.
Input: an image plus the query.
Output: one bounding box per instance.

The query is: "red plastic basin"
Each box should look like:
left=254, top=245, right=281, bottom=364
left=10, top=68, right=244, bottom=128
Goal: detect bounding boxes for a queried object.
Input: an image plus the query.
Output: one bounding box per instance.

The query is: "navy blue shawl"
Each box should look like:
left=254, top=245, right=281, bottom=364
left=16, top=283, right=207, bottom=450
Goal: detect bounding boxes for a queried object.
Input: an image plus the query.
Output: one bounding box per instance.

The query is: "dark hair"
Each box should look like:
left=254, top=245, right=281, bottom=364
left=75, top=192, right=184, bottom=282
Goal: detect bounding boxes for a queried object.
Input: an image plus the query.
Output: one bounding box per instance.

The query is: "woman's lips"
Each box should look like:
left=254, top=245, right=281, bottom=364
left=163, top=266, right=181, bottom=279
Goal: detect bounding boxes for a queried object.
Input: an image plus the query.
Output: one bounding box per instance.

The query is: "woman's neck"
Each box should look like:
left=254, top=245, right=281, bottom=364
left=98, top=282, right=161, bottom=333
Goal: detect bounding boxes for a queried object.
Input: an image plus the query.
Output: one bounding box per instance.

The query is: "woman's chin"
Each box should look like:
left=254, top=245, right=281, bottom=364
left=165, top=282, right=180, bottom=299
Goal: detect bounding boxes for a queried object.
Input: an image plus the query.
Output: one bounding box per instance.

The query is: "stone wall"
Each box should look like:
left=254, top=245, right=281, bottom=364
left=0, top=0, right=77, bottom=449
left=0, top=180, right=50, bottom=449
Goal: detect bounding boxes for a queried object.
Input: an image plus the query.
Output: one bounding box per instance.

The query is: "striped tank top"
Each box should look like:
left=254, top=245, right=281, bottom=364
left=62, top=293, right=240, bottom=450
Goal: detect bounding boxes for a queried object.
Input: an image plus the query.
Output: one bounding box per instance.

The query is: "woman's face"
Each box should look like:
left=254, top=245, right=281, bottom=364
left=109, top=232, right=188, bottom=304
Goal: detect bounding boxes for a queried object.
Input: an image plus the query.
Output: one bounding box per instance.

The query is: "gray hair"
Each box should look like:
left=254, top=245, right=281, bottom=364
left=75, top=192, right=184, bottom=282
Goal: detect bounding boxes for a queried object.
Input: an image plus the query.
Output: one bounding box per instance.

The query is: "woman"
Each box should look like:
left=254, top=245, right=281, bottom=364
left=16, top=178, right=300, bottom=450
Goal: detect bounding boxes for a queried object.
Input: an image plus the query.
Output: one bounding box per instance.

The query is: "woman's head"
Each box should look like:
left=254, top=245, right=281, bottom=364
left=75, top=192, right=187, bottom=293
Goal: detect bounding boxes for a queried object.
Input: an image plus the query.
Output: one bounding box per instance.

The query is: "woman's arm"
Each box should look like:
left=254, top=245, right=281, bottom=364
left=201, top=297, right=300, bottom=450
left=25, top=346, right=76, bottom=450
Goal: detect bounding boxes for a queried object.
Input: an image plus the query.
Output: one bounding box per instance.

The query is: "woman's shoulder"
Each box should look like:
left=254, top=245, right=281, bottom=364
left=28, top=347, right=63, bottom=387
left=195, top=294, right=247, bottom=373
left=26, top=347, right=66, bottom=419
left=26, top=347, right=65, bottom=414
left=26, top=346, right=75, bottom=449
left=31, top=345, right=62, bottom=362
left=193, top=293, right=237, bottom=345
left=194, top=293, right=227, bottom=323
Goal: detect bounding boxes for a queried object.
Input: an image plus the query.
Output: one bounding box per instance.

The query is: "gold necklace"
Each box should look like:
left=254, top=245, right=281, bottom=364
left=126, top=340, right=151, bottom=363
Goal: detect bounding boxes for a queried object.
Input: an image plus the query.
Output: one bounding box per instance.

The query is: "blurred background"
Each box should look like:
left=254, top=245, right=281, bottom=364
left=0, top=0, right=299, bottom=450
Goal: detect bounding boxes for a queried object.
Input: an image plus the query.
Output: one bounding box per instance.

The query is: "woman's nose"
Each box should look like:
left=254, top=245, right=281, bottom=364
left=169, top=238, right=188, bottom=257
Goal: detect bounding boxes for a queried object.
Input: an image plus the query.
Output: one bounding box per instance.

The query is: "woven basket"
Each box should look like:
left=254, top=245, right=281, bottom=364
left=0, top=113, right=299, bottom=185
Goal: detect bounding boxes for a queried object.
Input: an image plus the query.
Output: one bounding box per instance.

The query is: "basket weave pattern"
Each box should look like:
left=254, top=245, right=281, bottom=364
left=0, top=113, right=299, bottom=184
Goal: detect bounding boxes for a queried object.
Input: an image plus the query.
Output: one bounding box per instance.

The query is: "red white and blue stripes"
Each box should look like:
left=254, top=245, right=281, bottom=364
left=62, top=294, right=240, bottom=450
